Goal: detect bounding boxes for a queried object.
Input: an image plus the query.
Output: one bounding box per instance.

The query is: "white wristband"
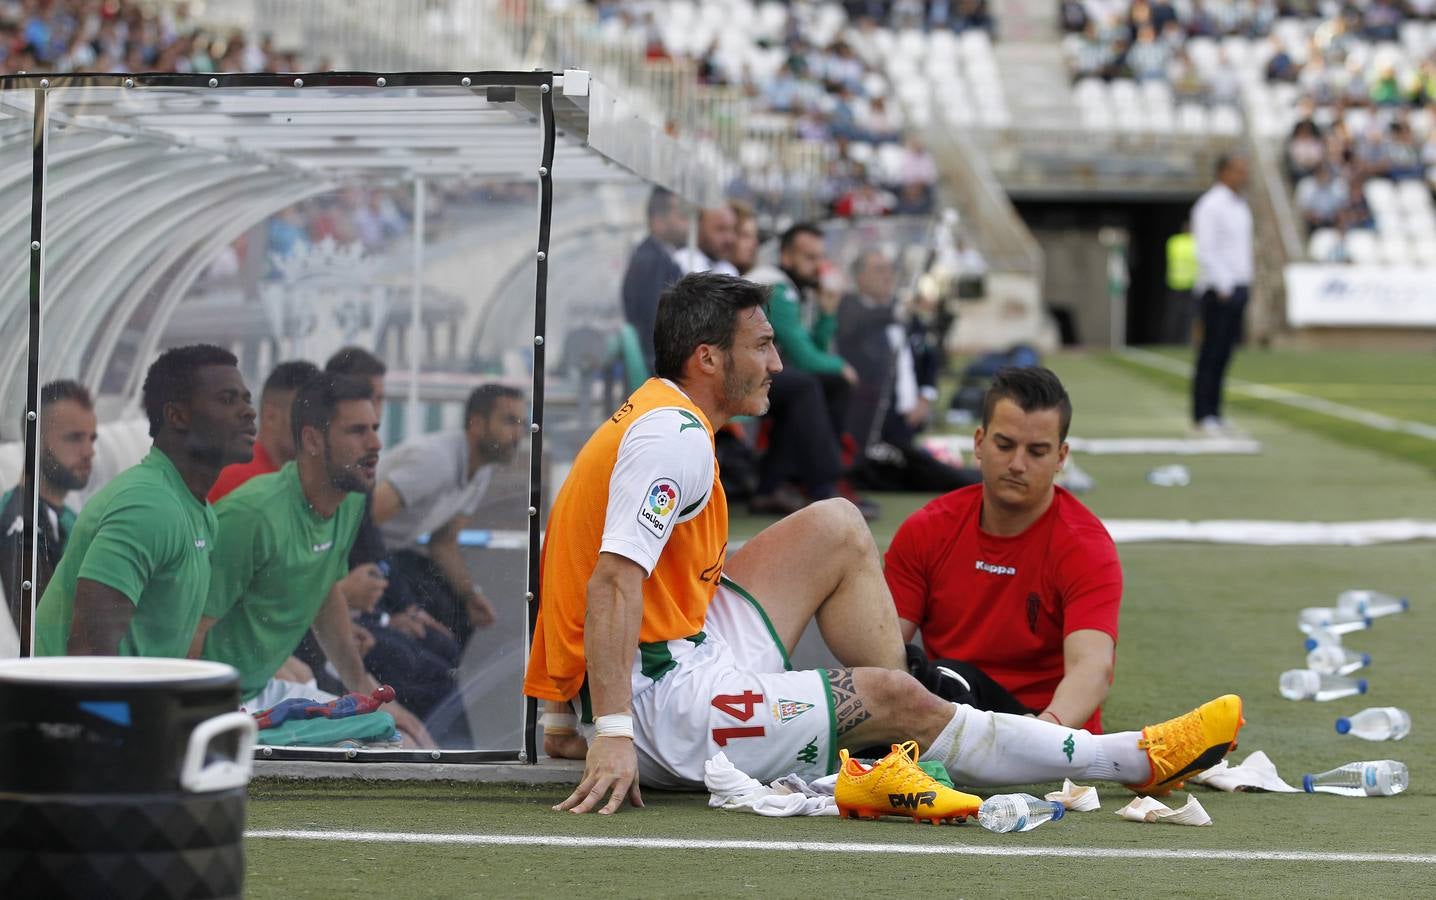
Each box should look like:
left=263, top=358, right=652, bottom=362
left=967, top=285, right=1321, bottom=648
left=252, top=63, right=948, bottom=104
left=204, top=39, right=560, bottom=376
left=540, top=712, right=577, bottom=733
left=594, top=713, right=634, bottom=739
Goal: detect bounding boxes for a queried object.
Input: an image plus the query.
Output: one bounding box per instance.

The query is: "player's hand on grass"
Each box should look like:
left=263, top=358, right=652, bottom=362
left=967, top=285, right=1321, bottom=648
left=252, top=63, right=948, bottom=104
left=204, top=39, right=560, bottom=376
left=466, top=588, right=496, bottom=629
left=556, top=735, right=643, bottom=815
left=388, top=700, right=436, bottom=749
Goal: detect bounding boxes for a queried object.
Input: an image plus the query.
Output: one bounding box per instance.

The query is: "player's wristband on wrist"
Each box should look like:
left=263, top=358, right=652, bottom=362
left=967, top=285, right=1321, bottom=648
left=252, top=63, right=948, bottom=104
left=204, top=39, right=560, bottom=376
left=540, top=712, right=578, bottom=735
left=594, top=713, right=634, bottom=739
left=1039, top=710, right=1065, bottom=727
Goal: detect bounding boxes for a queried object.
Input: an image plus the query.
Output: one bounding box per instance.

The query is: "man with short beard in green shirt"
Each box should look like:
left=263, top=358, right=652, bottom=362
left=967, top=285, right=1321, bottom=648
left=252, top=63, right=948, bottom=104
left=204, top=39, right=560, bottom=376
left=36, top=344, right=257, bottom=657
left=195, top=373, right=432, bottom=747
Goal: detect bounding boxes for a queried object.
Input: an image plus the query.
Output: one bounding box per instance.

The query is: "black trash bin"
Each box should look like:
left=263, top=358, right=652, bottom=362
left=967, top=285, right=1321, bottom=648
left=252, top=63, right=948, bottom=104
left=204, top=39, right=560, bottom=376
left=0, top=657, right=256, bottom=900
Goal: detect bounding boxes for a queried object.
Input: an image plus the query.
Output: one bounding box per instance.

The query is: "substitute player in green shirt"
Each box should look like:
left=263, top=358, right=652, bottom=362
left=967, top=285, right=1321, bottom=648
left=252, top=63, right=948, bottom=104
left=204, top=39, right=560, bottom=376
left=35, top=345, right=257, bottom=657
left=195, top=373, right=432, bottom=747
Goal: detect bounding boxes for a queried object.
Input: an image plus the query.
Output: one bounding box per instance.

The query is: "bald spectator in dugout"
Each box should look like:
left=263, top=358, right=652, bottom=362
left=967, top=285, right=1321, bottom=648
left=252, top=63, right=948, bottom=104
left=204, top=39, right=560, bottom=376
left=674, top=205, right=739, bottom=277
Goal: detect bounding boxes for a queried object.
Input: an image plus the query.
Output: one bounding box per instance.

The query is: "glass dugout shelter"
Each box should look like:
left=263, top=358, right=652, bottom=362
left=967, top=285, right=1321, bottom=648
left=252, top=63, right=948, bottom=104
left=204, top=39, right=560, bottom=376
left=0, top=69, right=726, bottom=767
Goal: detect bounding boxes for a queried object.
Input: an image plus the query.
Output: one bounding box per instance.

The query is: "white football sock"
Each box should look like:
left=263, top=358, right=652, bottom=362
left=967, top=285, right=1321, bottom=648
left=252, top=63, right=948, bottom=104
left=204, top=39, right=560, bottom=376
left=919, top=703, right=1151, bottom=787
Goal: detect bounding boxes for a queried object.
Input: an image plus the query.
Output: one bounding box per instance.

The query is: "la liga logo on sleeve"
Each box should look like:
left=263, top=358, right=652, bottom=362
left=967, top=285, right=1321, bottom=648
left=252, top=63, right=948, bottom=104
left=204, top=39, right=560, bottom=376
left=638, top=478, right=680, bottom=536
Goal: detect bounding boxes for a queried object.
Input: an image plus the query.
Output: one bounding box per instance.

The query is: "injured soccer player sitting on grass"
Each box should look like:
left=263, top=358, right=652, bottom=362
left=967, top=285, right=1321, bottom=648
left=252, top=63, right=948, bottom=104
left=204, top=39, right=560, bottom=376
left=525, top=273, right=1244, bottom=818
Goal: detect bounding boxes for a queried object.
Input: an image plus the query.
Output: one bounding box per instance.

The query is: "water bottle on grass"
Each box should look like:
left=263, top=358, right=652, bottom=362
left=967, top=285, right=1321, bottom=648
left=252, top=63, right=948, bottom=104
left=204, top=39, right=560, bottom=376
left=1306, top=644, right=1370, bottom=676
left=1302, top=760, right=1408, bottom=796
left=1337, top=590, right=1409, bottom=619
left=1336, top=708, right=1411, bottom=742
left=1279, top=669, right=1366, bottom=701
left=1298, top=607, right=1371, bottom=636
left=977, top=793, right=1065, bottom=833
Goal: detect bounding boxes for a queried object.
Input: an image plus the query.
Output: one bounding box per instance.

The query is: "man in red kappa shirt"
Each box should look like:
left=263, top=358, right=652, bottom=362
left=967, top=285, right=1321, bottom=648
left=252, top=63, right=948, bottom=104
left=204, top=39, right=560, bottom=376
left=884, top=366, right=1121, bottom=733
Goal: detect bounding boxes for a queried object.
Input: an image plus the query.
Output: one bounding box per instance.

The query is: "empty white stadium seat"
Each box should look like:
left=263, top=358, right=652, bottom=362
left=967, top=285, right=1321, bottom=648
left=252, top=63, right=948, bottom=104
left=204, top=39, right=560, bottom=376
left=1308, top=227, right=1340, bottom=260
left=1345, top=229, right=1381, bottom=264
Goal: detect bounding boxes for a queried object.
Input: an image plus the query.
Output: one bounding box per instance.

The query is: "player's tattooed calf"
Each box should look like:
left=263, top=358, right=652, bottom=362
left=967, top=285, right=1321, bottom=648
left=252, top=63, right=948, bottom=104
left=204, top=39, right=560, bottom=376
left=824, top=667, right=871, bottom=738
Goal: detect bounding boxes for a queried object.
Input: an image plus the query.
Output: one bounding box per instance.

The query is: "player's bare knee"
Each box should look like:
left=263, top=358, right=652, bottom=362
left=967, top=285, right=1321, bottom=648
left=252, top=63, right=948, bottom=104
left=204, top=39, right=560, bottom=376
left=810, top=496, right=873, bottom=553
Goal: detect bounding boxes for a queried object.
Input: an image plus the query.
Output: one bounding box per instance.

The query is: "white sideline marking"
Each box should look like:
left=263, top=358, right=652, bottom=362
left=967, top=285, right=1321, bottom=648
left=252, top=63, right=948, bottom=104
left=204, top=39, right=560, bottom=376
left=245, top=829, right=1436, bottom=864
left=1119, top=348, right=1436, bottom=443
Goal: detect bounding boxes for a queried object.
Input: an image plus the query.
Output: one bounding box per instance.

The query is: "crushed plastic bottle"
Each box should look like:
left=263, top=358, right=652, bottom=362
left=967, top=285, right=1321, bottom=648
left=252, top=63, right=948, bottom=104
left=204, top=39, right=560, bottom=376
left=977, top=793, right=1065, bottom=833
left=1336, top=590, right=1410, bottom=620
left=1279, top=669, right=1367, bottom=702
left=1336, top=708, right=1411, bottom=742
left=1302, top=760, right=1408, bottom=796
left=1298, top=607, right=1372, bottom=637
left=1306, top=644, right=1371, bottom=676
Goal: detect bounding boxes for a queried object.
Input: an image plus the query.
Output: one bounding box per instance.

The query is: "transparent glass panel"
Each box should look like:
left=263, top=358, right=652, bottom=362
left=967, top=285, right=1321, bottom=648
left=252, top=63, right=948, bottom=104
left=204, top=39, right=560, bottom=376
left=38, top=80, right=544, bottom=755
left=0, top=88, right=35, bottom=659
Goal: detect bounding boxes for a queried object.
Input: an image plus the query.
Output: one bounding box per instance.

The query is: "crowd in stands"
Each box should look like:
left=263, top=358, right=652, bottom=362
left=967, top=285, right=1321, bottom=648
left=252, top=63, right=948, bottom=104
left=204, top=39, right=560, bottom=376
left=589, top=0, right=963, bottom=218
left=0, top=0, right=314, bottom=76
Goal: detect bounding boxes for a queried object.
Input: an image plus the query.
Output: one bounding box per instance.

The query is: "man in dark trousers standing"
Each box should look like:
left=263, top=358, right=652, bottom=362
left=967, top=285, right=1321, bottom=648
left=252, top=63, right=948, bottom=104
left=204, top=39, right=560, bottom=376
left=1190, top=154, right=1253, bottom=435
left=622, top=187, right=688, bottom=373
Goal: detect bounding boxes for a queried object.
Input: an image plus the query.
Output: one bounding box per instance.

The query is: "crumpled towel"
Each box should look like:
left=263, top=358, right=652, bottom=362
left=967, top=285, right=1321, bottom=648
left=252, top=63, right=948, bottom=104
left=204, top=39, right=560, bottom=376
left=771, top=772, right=838, bottom=798
left=703, top=753, right=837, bottom=816
left=1116, top=794, right=1212, bottom=825
left=1044, top=779, right=1101, bottom=811
left=1189, top=751, right=1301, bottom=793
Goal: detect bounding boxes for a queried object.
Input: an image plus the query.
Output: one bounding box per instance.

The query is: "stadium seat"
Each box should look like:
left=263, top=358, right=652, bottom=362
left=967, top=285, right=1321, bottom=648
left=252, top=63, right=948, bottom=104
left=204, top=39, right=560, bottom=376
left=1380, top=235, right=1413, bottom=266
left=1345, top=229, right=1381, bottom=264
left=1210, top=105, right=1243, bottom=136
left=1307, top=228, right=1339, bottom=261
left=1177, top=104, right=1208, bottom=134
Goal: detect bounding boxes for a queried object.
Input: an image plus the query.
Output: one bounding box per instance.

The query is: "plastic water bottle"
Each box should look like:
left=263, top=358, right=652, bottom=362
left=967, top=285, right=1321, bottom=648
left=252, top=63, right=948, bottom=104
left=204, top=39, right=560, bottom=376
left=1298, top=607, right=1372, bottom=636
left=977, top=793, right=1065, bottom=833
left=1278, top=669, right=1367, bottom=701
left=1145, top=464, right=1191, bottom=487
left=1302, top=760, right=1409, bottom=796
left=1306, top=644, right=1371, bottom=676
left=1303, top=629, right=1342, bottom=653
left=1336, top=590, right=1410, bottom=619
left=1336, top=708, right=1411, bottom=742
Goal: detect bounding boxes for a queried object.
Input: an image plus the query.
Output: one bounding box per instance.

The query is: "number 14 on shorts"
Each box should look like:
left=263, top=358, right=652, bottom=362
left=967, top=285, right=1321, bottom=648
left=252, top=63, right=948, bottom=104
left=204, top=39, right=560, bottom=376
left=711, top=691, right=766, bottom=747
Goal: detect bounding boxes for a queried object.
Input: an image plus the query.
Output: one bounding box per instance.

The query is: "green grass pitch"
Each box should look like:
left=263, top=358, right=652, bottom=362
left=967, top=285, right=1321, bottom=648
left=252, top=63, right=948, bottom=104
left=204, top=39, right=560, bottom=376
left=243, top=350, right=1436, bottom=898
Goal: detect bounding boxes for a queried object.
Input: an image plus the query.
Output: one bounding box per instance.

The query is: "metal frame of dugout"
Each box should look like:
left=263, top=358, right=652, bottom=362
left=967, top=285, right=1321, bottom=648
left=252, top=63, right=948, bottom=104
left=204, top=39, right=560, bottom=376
left=5, top=69, right=726, bottom=769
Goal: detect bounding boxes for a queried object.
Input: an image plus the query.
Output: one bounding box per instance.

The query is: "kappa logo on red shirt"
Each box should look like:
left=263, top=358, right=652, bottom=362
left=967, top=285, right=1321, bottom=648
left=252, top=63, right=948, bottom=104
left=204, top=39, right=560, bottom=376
left=974, top=560, right=1016, bottom=576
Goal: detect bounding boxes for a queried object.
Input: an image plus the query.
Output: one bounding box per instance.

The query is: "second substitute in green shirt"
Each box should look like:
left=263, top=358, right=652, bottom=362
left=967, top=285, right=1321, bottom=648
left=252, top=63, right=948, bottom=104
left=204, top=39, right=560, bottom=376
left=195, top=372, right=432, bottom=747
left=36, top=345, right=256, bottom=657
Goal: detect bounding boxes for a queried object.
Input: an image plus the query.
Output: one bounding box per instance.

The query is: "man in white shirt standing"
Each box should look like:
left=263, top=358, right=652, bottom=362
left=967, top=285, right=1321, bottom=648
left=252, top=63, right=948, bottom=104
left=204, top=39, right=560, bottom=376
left=1190, top=154, right=1253, bottom=435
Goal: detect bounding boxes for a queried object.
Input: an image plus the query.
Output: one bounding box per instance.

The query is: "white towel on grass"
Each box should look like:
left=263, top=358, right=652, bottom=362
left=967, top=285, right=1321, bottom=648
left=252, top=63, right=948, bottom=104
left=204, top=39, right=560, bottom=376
left=1190, top=751, right=1301, bottom=793
left=703, top=753, right=838, bottom=816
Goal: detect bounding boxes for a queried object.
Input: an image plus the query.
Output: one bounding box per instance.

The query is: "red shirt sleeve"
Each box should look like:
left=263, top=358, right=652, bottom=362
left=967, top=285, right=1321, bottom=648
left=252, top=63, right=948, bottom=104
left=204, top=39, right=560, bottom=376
left=207, top=464, right=245, bottom=504
left=884, top=510, right=932, bottom=628
left=1055, top=523, right=1122, bottom=641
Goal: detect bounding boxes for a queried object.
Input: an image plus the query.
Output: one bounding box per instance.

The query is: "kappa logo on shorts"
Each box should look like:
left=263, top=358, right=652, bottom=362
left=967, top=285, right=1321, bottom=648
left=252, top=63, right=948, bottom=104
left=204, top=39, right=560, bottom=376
left=773, top=698, right=814, bottom=724
left=638, top=478, right=680, bottom=537
left=312, top=540, right=334, bottom=553
left=796, top=738, right=820, bottom=766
